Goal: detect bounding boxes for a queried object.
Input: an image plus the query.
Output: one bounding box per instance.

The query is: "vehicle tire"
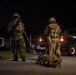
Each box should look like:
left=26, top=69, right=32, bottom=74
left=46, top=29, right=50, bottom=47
left=67, top=44, right=76, bottom=56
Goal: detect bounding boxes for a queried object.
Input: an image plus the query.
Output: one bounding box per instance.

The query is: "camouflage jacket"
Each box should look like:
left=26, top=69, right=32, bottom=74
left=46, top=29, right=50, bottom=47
left=44, top=23, right=61, bottom=38
left=7, top=21, right=25, bottom=40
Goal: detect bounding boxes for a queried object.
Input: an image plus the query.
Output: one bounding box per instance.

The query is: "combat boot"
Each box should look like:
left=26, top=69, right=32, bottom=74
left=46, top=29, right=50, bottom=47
left=12, top=54, right=18, bottom=61
left=21, top=56, right=26, bottom=62
left=22, top=59, right=25, bottom=62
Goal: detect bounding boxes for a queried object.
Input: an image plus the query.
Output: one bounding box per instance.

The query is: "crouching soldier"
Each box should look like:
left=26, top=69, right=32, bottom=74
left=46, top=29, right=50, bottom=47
left=36, top=53, right=63, bottom=69
left=36, top=53, right=54, bottom=66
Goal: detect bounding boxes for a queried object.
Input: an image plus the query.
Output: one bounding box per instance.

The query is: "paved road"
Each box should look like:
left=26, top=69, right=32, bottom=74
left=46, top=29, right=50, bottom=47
left=0, top=54, right=76, bottom=75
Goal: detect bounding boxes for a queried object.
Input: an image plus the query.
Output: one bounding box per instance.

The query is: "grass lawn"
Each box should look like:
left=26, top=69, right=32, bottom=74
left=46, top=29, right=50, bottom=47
left=0, top=51, right=33, bottom=60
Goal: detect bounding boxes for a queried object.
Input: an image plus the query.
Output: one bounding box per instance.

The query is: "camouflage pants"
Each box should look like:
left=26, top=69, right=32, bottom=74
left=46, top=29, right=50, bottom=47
left=47, top=36, right=61, bottom=56
left=12, top=37, right=26, bottom=60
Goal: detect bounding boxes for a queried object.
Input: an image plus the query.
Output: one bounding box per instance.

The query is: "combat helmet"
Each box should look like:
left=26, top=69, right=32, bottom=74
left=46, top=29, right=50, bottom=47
left=49, top=17, right=56, bottom=23
left=12, top=13, right=21, bottom=20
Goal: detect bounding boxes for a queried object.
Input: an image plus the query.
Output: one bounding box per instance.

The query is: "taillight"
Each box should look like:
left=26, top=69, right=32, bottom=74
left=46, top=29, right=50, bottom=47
left=60, top=35, right=64, bottom=42
left=39, top=36, right=42, bottom=42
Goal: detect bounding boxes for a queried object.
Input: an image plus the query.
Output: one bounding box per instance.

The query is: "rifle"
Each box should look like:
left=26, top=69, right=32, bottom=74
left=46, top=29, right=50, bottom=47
left=23, top=31, right=36, bottom=55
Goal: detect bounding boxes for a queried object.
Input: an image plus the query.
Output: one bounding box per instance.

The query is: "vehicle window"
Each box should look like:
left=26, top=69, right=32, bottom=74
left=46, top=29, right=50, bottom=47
left=0, top=37, right=4, bottom=47
left=0, top=39, right=2, bottom=45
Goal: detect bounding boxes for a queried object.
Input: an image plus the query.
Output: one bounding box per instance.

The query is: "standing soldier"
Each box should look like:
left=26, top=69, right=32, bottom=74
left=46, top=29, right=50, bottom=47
left=44, top=17, right=62, bottom=68
left=7, top=13, right=26, bottom=62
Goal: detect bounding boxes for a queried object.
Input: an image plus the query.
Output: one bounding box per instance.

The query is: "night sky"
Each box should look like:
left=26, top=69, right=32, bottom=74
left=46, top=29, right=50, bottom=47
left=0, top=0, right=76, bottom=37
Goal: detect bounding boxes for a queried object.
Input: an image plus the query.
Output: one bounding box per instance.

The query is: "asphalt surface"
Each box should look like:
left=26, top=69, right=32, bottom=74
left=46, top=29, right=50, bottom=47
left=0, top=53, right=76, bottom=75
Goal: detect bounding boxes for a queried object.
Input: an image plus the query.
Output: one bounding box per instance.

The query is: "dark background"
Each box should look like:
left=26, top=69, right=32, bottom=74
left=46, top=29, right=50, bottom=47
left=0, top=0, right=76, bottom=37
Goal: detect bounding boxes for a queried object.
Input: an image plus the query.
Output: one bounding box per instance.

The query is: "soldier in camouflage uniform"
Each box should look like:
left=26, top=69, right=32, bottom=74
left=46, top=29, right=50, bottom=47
left=44, top=17, right=62, bottom=68
left=36, top=52, right=54, bottom=66
left=36, top=52, right=62, bottom=68
left=7, top=13, right=26, bottom=62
